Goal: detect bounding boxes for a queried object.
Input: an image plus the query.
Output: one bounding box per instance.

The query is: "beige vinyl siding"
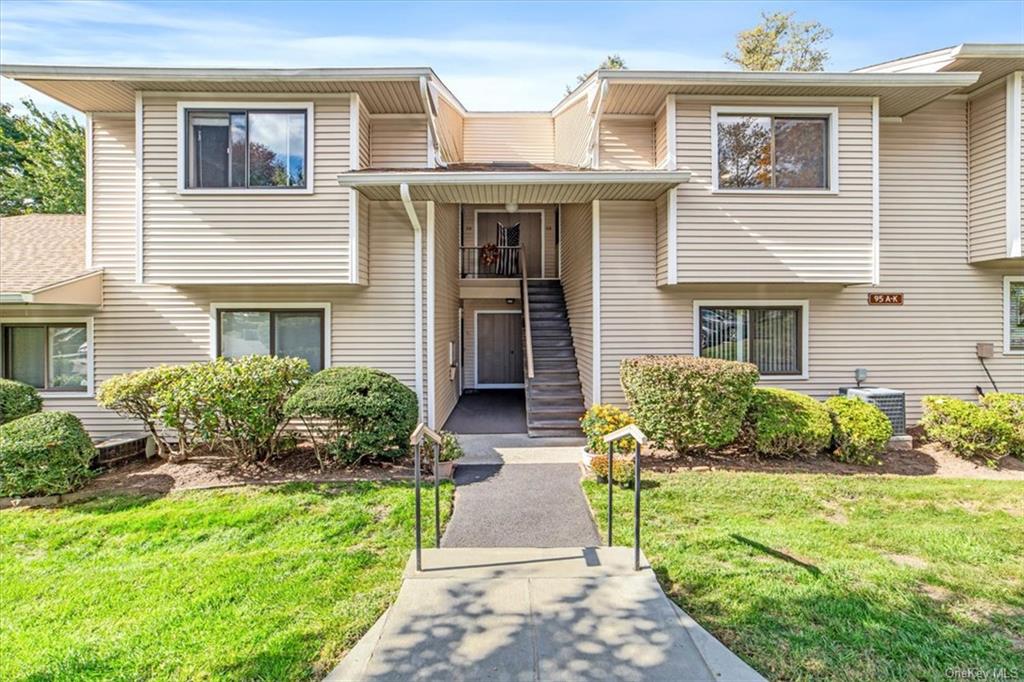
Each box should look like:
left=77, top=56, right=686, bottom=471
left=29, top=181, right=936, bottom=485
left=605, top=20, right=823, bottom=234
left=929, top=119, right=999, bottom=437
left=554, top=98, right=591, bottom=167
left=141, top=94, right=352, bottom=284
left=463, top=116, right=554, bottom=163
left=370, top=116, right=428, bottom=168
left=461, top=298, right=522, bottom=390
left=655, top=191, right=668, bottom=286
left=596, top=100, right=1023, bottom=418
left=599, top=117, right=656, bottom=170
left=968, top=82, right=1008, bottom=261
left=433, top=203, right=460, bottom=427
left=655, top=106, right=668, bottom=169
left=560, top=202, right=594, bottom=405
left=675, top=98, right=875, bottom=284
left=358, top=193, right=370, bottom=284
left=437, top=98, right=464, bottom=163
left=461, top=204, right=558, bottom=279
left=358, top=103, right=372, bottom=169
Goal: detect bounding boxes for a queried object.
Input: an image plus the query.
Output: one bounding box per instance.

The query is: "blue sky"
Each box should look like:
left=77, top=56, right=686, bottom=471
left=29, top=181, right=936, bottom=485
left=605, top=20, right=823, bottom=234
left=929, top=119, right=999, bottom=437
left=2, top=0, right=1022, bottom=116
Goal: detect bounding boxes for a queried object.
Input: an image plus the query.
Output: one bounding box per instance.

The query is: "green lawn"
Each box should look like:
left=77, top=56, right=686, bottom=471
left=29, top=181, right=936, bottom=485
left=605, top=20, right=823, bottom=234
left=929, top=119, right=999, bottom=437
left=0, top=481, right=452, bottom=681
left=584, top=472, right=1024, bottom=680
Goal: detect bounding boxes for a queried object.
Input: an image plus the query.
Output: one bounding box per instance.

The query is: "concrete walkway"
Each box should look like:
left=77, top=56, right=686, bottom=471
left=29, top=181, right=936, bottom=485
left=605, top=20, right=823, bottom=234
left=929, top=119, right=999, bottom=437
left=327, top=548, right=764, bottom=681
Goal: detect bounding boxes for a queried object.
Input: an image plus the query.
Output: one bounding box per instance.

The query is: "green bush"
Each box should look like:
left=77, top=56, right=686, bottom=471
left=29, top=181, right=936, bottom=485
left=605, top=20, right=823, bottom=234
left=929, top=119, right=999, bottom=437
left=620, top=356, right=759, bottom=452
left=824, top=396, right=892, bottom=465
left=284, top=366, right=419, bottom=466
left=745, top=387, right=832, bottom=458
left=0, top=411, right=95, bottom=497
left=922, top=395, right=1015, bottom=467
left=439, top=431, right=463, bottom=463
left=96, top=366, right=187, bottom=460
left=0, top=379, right=42, bottom=425
left=580, top=404, right=635, bottom=455
left=590, top=453, right=635, bottom=486
left=979, top=393, right=1024, bottom=458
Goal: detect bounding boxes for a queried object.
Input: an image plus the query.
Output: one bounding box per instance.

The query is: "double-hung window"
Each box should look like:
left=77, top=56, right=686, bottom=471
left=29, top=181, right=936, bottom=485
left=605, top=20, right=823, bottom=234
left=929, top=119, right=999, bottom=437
left=1, top=322, right=89, bottom=392
left=1006, top=277, right=1024, bottom=354
left=697, top=303, right=807, bottom=377
left=714, top=108, right=836, bottom=191
left=185, top=106, right=309, bottom=190
left=216, top=308, right=325, bottom=371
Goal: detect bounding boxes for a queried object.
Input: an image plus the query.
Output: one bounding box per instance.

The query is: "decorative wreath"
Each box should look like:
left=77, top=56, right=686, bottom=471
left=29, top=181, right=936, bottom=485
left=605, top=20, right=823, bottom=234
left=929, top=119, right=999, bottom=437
left=481, top=243, right=500, bottom=266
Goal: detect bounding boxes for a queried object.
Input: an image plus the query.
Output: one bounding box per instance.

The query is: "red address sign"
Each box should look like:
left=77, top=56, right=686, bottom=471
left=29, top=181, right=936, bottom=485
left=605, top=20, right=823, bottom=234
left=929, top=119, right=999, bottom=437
left=868, top=293, right=904, bottom=305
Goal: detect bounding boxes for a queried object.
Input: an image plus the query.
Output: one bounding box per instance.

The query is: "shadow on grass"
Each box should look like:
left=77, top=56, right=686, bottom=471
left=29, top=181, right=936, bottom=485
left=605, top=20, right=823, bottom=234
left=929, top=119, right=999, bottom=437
left=730, top=534, right=821, bottom=577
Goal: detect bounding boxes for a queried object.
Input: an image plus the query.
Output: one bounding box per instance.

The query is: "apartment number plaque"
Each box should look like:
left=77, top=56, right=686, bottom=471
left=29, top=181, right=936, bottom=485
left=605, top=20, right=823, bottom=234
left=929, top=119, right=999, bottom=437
left=868, top=293, right=903, bottom=305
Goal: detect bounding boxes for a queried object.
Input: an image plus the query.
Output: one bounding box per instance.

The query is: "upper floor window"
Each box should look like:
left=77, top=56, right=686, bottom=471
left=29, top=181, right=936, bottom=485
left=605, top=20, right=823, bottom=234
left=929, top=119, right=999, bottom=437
left=185, top=108, right=309, bottom=190
left=713, top=107, right=836, bottom=191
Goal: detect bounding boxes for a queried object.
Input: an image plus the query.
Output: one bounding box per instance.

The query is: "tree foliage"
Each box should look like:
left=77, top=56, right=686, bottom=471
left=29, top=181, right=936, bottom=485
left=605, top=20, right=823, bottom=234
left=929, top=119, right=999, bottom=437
left=0, top=100, right=85, bottom=216
left=725, top=11, right=832, bottom=72
left=566, top=54, right=627, bottom=95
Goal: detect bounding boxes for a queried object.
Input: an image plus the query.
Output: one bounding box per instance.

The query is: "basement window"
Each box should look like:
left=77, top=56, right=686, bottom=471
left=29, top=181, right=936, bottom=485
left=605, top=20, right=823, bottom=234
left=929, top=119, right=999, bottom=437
left=696, top=302, right=808, bottom=378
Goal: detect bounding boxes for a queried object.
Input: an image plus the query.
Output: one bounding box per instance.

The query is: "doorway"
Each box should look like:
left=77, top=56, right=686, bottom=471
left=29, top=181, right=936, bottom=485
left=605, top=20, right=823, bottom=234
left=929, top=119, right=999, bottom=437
left=475, top=311, right=524, bottom=388
left=475, top=210, right=543, bottom=278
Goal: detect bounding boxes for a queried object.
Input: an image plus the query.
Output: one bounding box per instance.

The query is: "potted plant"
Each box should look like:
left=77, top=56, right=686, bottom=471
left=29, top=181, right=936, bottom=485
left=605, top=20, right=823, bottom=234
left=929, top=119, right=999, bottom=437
left=434, top=431, right=462, bottom=479
left=579, top=404, right=636, bottom=470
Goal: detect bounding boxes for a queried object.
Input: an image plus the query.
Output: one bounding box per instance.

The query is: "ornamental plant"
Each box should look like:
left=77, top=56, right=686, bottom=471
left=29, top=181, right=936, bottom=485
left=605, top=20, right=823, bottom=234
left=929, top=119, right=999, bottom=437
left=979, top=393, right=1024, bottom=459
left=438, top=431, right=463, bottom=463
left=824, top=395, right=892, bottom=465
left=922, top=395, right=1015, bottom=467
left=0, top=411, right=95, bottom=497
left=590, top=453, right=635, bottom=486
left=580, top=404, right=635, bottom=455
left=745, top=387, right=832, bottom=458
left=0, top=379, right=42, bottom=425
left=97, top=365, right=188, bottom=460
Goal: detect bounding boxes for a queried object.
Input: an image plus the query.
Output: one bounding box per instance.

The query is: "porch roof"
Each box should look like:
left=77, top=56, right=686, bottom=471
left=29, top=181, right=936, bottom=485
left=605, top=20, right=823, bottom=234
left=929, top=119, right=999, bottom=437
left=336, top=165, right=691, bottom=203
left=0, top=214, right=103, bottom=307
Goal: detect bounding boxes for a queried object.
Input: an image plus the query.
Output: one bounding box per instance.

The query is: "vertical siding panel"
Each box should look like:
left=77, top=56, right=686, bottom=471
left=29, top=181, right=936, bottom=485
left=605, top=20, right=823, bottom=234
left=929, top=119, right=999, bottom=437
left=433, top=204, right=460, bottom=426
left=968, top=83, right=1008, bottom=261
left=560, top=203, right=593, bottom=405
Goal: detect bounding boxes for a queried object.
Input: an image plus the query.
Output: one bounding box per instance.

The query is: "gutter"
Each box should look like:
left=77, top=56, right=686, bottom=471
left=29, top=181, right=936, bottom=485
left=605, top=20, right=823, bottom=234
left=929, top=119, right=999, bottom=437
left=0, top=64, right=436, bottom=82
left=400, top=183, right=426, bottom=422
left=339, top=170, right=692, bottom=187
left=594, top=69, right=982, bottom=88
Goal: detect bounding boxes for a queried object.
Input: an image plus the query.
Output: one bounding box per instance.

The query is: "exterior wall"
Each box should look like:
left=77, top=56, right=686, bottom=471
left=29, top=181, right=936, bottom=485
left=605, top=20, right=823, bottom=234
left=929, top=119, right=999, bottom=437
left=463, top=116, right=554, bottom=163
left=437, top=97, right=464, bottom=163
left=674, top=98, right=875, bottom=284
left=461, top=298, right=522, bottom=390
left=554, top=98, right=591, bottom=167
left=370, top=116, right=428, bottom=168
left=595, top=100, right=1024, bottom=419
left=560, top=202, right=594, bottom=404
left=655, top=106, right=668, bottom=169
left=358, top=102, right=372, bottom=169
left=968, top=83, right=1008, bottom=261
left=599, top=117, right=656, bottom=170
left=433, top=203, right=461, bottom=427
left=460, top=204, right=558, bottom=279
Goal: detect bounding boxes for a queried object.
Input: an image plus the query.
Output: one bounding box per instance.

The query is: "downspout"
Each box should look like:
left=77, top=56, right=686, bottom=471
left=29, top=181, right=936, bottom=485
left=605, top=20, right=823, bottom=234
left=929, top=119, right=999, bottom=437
left=401, top=183, right=426, bottom=421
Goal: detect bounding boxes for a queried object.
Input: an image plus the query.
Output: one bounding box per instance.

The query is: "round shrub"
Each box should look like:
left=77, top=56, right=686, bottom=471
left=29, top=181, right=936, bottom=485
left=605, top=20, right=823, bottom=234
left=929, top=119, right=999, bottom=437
left=439, top=431, right=463, bottom=463
left=745, top=387, right=832, bottom=458
left=0, top=379, right=42, bottom=425
left=824, top=396, right=892, bottom=465
left=590, top=453, right=635, bottom=486
left=0, top=411, right=95, bottom=497
left=922, top=395, right=1014, bottom=467
left=580, top=404, right=635, bottom=455
left=620, top=356, right=759, bottom=452
left=284, top=366, right=418, bottom=466
left=979, top=393, right=1024, bottom=458
left=97, top=365, right=188, bottom=459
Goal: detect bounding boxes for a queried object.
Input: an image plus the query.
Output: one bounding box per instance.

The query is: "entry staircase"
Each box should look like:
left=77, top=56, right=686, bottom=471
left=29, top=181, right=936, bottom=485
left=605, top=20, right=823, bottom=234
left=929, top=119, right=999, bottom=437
left=524, top=280, right=585, bottom=437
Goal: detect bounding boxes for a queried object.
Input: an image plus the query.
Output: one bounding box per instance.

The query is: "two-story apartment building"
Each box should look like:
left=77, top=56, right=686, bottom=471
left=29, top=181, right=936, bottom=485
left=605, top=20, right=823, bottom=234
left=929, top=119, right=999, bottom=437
left=2, top=43, right=1022, bottom=439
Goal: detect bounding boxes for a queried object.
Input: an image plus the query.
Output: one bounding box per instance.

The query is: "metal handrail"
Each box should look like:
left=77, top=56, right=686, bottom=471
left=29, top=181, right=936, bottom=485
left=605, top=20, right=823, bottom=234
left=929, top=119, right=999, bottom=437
left=602, top=424, right=648, bottom=571
left=410, top=423, right=444, bottom=572
left=460, top=245, right=521, bottom=279
left=519, top=248, right=534, bottom=380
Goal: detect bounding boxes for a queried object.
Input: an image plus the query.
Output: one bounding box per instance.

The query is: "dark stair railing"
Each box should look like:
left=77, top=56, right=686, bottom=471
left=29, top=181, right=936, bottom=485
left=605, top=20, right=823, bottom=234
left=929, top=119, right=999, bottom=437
left=603, top=424, right=648, bottom=571
left=409, top=423, right=444, bottom=572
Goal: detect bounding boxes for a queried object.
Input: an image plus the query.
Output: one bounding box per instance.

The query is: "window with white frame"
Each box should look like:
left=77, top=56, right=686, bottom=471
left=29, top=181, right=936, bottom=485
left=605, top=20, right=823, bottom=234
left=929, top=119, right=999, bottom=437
left=1007, top=277, right=1024, bottom=353
left=216, top=308, right=325, bottom=371
left=697, top=303, right=806, bottom=376
left=1, top=322, right=89, bottom=392
left=185, top=108, right=308, bottom=189
left=714, top=108, right=835, bottom=191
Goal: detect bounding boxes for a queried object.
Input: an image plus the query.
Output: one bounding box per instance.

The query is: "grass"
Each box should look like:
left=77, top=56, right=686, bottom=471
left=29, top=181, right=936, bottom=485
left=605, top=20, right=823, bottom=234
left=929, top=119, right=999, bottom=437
left=583, top=472, right=1024, bottom=680
left=0, top=481, right=452, bottom=681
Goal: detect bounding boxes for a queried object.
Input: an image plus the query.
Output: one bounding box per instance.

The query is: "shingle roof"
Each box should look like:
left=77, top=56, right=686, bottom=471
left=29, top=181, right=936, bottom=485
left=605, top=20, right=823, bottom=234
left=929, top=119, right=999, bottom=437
left=0, top=213, right=93, bottom=293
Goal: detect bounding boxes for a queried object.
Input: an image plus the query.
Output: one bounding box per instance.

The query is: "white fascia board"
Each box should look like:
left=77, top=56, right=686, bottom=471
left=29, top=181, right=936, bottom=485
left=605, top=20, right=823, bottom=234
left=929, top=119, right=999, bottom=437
left=597, top=69, right=982, bottom=89
left=0, top=64, right=435, bottom=82
left=338, top=170, right=692, bottom=187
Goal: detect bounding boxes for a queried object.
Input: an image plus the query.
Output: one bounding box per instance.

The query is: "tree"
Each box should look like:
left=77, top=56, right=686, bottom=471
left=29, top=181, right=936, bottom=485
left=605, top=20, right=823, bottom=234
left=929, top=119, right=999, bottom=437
left=566, top=54, right=627, bottom=95
left=725, top=11, right=832, bottom=72
left=0, top=100, right=85, bottom=216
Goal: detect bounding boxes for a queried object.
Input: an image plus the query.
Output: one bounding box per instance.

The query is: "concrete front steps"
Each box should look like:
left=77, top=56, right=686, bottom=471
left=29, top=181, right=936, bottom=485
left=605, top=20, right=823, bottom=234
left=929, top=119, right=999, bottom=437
left=326, top=547, right=765, bottom=681
left=525, top=281, right=585, bottom=438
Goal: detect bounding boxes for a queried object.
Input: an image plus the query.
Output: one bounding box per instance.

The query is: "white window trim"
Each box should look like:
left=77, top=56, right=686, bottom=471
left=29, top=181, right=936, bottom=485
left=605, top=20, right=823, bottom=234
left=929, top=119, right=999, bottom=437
left=208, top=302, right=332, bottom=367
left=0, top=317, right=95, bottom=398
left=176, top=101, right=315, bottom=195
left=691, top=299, right=810, bottom=380
left=710, top=105, right=840, bottom=195
left=1005, top=276, right=1024, bottom=355
left=473, top=208, right=547, bottom=279
left=473, top=309, right=525, bottom=389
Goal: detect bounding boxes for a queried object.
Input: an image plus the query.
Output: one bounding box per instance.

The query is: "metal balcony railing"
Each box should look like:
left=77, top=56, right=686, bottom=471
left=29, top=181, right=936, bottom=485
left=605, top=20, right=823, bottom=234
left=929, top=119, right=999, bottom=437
left=460, top=245, right=521, bottom=278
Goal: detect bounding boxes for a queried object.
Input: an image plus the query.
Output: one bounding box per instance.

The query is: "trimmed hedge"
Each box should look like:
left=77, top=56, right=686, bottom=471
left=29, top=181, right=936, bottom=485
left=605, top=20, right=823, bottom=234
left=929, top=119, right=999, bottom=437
left=97, top=365, right=188, bottom=459
left=921, top=395, right=1015, bottom=466
left=745, top=387, right=832, bottom=458
left=0, top=379, right=42, bottom=425
left=979, top=393, right=1024, bottom=458
left=580, top=404, right=635, bottom=455
left=284, top=366, right=418, bottom=466
left=825, top=396, right=892, bottom=465
left=590, top=453, right=635, bottom=486
left=0, top=411, right=95, bottom=497
left=620, top=356, right=759, bottom=452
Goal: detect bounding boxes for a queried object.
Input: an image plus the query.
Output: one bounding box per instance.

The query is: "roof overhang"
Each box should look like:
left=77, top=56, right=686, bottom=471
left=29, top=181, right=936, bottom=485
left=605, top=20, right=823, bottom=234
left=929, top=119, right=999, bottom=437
left=0, top=270, right=103, bottom=307
left=337, top=170, right=691, bottom=203
left=855, top=43, right=1024, bottom=95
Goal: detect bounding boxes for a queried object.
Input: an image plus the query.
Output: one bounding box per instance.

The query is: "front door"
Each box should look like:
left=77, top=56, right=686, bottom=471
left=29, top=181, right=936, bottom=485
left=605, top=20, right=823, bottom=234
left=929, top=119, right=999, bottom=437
left=476, top=211, right=543, bottom=278
left=477, top=312, right=524, bottom=387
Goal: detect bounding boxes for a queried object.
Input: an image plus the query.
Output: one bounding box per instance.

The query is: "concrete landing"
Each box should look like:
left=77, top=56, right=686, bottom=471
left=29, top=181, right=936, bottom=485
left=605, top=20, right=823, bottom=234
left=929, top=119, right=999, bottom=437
left=326, top=547, right=764, bottom=682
